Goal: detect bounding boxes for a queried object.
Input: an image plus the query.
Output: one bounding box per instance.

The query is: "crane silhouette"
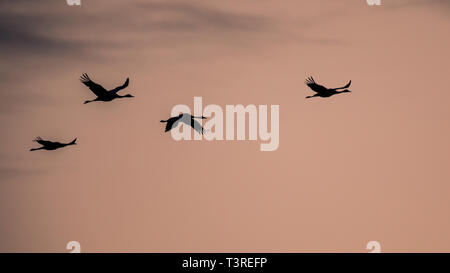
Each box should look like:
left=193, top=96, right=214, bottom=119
left=80, top=73, right=133, bottom=104
left=30, top=137, right=77, bottom=151
left=305, top=76, right=351, bottom=99
left=160, top=113, right=207, bottom=134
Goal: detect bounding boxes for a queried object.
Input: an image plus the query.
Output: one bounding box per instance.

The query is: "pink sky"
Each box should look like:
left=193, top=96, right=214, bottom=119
left=0, top=0, right=450, bottom=252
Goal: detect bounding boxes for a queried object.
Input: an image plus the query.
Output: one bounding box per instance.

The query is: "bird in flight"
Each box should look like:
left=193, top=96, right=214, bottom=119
left=30, top=137, right=77, bottom=151
left=160, top=113, right=207, bottom=134
left=305, top=76, right=351, bottom=99
left=80, top=73, right=133, bottom=104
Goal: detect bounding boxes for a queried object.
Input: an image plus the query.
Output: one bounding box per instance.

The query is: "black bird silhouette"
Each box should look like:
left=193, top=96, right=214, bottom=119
left=80, top=73, right=133, bottom=104
left=305, top=76, right=351, bottom=99
left=160, top=113, right=207, bottom=134
left=30, top=137, right=77, bottom=151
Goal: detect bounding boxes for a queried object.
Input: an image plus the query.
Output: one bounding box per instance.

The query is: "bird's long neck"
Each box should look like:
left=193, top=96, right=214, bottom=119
left=117, top=94, right=132, bottom=98
left=30, top=147, right=44, bottom=151
left=64, top=140, right=76, bottom=146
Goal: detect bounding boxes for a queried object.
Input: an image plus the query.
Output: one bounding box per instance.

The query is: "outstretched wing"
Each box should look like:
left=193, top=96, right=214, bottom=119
left=80, top=73, right=108, bottom=97
left=33, top=137, right=55, bottom=146
left=183, top=118, right=204, bottom=134
left=109, top=78, right=129, bottom=94
left=164, top=116, right=182, bottom=132
left=305, top=76, right=328, bottom=93
left=336, top=80, right=351, bottom=90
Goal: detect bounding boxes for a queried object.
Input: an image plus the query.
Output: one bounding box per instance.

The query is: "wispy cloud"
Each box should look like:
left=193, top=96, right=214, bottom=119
left=0, top=167, right=44, bottom=182
left=0, top=0, right=344, bottom=114
left=137, top=1, right=269, bottom=32
left=387, top=0, right=450, bottom=11
left=0, top=13, right=81, bottom=55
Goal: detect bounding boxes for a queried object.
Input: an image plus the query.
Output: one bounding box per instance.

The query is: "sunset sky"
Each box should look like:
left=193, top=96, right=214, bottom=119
left=1, top=0, right=450, bottom=252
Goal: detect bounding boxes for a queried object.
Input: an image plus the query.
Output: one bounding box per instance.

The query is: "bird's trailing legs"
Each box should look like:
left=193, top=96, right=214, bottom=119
left=305, top=94, right=319, bottom=99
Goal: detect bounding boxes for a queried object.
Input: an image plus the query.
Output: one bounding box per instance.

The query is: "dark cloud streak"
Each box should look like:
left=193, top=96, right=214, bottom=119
left=0, top=12, right=87, bottom=55
left=0, top=167, right=44, bottom=181
left=137, top=1, right=268, bottom=32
